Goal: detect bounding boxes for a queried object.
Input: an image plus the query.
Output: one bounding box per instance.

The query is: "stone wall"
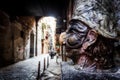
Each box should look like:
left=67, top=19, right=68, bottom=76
left=0, top=11, right=37, bottom=67
left=0, top=10, right=12, bottom=67
left=11, top=16, right=36, bottom=61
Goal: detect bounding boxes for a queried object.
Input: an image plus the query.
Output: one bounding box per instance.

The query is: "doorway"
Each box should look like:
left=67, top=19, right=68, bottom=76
left=30, top=32, right=34, bottom=57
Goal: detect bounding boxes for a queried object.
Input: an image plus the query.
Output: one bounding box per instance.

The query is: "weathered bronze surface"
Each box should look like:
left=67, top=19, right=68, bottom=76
left=64, top=0, right=120, bottom=72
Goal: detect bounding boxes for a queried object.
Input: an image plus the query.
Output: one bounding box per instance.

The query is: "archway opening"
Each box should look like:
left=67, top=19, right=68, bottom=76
left=38, top=16, right=57, bottom=54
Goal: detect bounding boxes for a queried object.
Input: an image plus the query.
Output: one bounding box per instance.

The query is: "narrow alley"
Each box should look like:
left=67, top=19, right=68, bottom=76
left=0, top=0, right=70, bottom=79
left=0, top=54, right=62, bottom=80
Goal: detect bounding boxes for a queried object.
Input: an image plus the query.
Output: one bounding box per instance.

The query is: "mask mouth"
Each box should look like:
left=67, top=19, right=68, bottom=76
left=66, top=49, right=80, bottom=58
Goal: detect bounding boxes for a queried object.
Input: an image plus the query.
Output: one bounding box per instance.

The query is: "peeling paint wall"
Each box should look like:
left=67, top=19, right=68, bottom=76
left=0, top=11, right=37, bottom=67
left=13, top=16, right=36, bottom=61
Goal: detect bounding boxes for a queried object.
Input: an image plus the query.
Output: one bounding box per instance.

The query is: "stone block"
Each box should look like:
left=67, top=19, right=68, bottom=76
left=61, top=61, right=120, bottom=80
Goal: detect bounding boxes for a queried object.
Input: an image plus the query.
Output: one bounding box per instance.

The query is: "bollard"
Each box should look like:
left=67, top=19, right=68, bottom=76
left=56, top=55, right=57, bottom=63
left=56, top=55, right=59, bottom=64
left=64, top=47, right=67, bottom=62
left=43, top=58, right=46, bottom=73
left=63, top=43, right=66, bottom=61
left=37, top=61, right=41, bottom=80
left=47, top=56, right=49, bottom=68
left=61, top=45, right=63, bottom=61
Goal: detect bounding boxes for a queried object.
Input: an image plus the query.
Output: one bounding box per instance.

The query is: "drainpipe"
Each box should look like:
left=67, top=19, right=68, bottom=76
left=35, top=19, right=38, bottom=56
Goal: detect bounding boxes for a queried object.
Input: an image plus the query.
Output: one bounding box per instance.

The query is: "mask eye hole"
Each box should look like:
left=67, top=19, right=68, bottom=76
left=67, top=20, right=88, bottom=34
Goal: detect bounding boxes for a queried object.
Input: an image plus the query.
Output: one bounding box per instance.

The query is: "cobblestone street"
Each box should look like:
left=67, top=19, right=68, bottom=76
left=41, top=55, right=62, bottom=80
left=0, top=54, right=62, bottom=80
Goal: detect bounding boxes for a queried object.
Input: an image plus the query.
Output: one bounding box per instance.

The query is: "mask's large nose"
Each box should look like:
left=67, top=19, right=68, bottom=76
left=65, top=20, right=89, bottom=49
left=67, top=35, right=78, bottom=45
left=66, top=34, right=82, bottom=49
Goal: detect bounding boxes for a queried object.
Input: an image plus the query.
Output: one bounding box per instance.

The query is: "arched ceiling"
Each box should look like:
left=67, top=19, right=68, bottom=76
left=0, top=0, right=69, bottom=17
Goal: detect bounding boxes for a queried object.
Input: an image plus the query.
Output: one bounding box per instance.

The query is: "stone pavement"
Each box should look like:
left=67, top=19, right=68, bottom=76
left=0, top=54, right=62, bottom=80
left=41, top=55, right=62, bottom=80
